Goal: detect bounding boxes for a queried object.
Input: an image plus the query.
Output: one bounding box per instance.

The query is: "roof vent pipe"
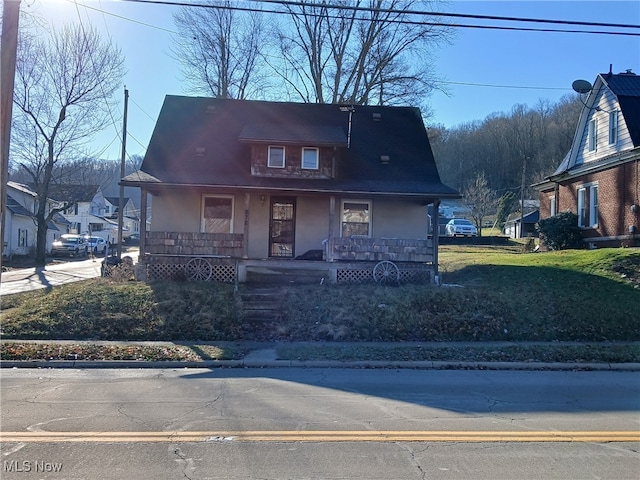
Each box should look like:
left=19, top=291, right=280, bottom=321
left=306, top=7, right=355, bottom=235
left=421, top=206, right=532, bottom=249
left=340, top=105, right=355, bottom=148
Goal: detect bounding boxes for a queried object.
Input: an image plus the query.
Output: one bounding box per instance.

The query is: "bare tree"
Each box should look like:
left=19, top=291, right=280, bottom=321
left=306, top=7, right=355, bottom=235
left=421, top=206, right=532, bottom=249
left=11, top=22, right=125, bottom=265
left=429, top=95, right=582, bottom=196
left=172, top=0, right=266, bottom=99
left=463, top=173, right=496, bottom=236
left=275, top=0, right=450, bottom=106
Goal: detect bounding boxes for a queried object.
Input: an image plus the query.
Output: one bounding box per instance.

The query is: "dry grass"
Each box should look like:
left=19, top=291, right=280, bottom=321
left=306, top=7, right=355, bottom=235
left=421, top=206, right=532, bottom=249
left=1, top=246, right=638, bottom=344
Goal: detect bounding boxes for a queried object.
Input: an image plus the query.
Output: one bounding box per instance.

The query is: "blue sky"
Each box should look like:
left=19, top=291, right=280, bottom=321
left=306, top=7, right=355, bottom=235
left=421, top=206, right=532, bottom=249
left=19, top=0, right=640, bottom=161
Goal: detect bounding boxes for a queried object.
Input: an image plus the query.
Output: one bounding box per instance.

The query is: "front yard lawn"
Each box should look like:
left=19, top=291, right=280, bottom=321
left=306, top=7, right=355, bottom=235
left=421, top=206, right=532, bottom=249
left=1, top=246, right=638, bottom=350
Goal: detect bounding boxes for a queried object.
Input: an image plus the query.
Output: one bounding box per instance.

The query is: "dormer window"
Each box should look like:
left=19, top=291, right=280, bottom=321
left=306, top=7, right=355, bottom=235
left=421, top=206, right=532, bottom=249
left=268, top=146, right=285, bottom=168
left=301, top=147, right=319, bottom=170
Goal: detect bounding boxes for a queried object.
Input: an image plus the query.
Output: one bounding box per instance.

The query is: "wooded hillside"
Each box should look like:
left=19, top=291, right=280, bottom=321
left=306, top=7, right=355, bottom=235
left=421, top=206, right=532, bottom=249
left=429, top=94, right=582, bottom=200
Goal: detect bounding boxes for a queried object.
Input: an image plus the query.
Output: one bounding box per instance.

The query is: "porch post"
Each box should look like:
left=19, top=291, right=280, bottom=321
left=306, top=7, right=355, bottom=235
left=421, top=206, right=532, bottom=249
left=432, top=199, right=440, bottom=284
left=139, top=188, right=147, bottom=260
left=243, top=193, right=250, bottom=259
left=327, top=196, right=336, bottom=262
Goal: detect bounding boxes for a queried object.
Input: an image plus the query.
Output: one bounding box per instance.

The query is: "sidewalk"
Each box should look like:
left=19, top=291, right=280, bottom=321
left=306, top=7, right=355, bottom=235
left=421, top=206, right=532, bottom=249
left=2, top=341, right=639, bottom=371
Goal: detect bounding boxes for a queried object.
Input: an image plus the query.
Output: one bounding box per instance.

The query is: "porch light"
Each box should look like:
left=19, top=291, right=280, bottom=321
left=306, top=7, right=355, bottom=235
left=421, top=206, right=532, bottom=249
left=260, top=195, right=265, bottom=206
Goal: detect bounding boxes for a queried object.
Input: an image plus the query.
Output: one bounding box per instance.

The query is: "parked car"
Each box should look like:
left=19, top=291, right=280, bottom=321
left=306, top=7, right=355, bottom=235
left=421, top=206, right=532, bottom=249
left=124, top=233, right=140, bottom=245
left=50, top=234, right=88, bottom=257
left=445, top=218, right=478, bottom=237
left=84, top=236, right=108, bottom=255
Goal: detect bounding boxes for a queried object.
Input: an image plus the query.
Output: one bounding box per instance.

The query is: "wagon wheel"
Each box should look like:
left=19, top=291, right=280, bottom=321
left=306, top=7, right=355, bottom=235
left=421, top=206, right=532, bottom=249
left=373, top=260, right=400, bottom=284
left=186, top=257, right=213, bottom=281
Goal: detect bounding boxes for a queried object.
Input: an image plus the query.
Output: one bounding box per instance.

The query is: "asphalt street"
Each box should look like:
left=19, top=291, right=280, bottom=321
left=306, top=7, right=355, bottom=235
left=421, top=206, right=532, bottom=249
left=1, top=368, right=639, bottom=479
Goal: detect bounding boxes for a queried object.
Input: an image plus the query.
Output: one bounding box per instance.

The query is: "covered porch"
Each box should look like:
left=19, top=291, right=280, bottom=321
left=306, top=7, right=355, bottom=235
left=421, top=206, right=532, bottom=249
left=134, top=190, right=441, bottom=285
left=139, top=232, right=437, bottom=285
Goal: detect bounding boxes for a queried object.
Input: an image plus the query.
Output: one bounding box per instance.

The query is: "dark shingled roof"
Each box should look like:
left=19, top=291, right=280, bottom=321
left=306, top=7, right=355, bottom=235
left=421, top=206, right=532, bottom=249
left=239, top=123, right=348, bottom=146
left=124, top=96, right=459, bottom=198
left=48, top=184, right=99, bottom=204
left=602, top=72, right=640, bottom=146
left=105, top=197, right=131, bottom=206
left=6, top=195, right=32, bottom=217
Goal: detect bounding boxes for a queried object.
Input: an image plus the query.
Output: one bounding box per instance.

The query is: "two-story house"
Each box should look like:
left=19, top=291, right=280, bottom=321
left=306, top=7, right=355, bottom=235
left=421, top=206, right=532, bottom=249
left=535, top=69, right=640, bottom=248
left=3, top=181, right=69, bottom=257
left=122, top=97, right=459, bottom=284
left=57, top=186, right=119, bottom=243
left=105, top=196, right=140, bottom=237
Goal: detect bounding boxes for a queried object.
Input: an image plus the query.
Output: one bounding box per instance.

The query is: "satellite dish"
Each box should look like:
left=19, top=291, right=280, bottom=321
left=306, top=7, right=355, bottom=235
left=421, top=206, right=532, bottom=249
left=572, top=79, right=593, bottom=94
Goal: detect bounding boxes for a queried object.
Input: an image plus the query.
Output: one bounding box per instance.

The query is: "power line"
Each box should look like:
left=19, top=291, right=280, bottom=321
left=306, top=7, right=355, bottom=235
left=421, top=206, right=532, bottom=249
left=129, top=96, right=158, bottom=123
left=119, top=0, right=640, bottom=36
left=71, top=0, right=126, bottom=160
left=69, top=0, right=179, bottom=35
left=254, top=0, right=640, bottom=30
left=441, top=80, right=570, bottom=91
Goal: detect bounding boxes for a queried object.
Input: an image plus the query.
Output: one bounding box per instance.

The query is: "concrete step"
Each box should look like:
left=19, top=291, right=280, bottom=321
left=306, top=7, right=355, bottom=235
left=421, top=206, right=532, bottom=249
left=246, top=271, right=327, bottom=285
left=239, top=286, right=283, bottom=323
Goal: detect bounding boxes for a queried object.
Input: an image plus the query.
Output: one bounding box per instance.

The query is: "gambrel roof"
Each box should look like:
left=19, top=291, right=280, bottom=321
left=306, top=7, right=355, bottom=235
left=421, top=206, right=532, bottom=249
left=604, top=73, right=640, bottom=146
left=122, top=96, right=459, bottom=199
left=549, top=70, right=640, bottom=179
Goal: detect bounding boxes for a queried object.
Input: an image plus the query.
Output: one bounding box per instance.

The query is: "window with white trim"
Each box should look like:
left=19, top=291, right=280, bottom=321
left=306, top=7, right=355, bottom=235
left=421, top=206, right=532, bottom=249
left=301, top=147, right=319, bottom=170
left=588, top=119, right=597, bottom=152
left=577, top=184, right=598, bottom=228
left=341, top=200, right=371, bottom=237
left=268, top=146, right=285, bottom=168
left=609, top=111, right=618, bottom=145
left=590, top=185, right=598, bottom=227
left=202, top=195, right=234, bottom=233
left=549, top=195, right=556, bottom=217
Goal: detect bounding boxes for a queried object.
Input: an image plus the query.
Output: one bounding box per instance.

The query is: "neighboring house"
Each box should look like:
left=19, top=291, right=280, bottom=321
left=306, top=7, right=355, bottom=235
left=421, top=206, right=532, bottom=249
left=535, top=69, right=640, bottom=248
left=122, top=96, right=459, bottom=284
left=55, top=185, right=119, bottom=243
left=105, top=196, right=140, bottom=237
left=504, top=210, right=540, bottom=239
left=3, top=181, right=69, bottom=257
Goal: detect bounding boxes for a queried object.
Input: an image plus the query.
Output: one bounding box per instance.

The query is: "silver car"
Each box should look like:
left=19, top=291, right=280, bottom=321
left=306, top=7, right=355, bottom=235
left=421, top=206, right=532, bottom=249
left=445, top=218, right=478, bottom=237
left=84, top=236, right=108, bottom=255
left=51, top=234, right=88, bottom=257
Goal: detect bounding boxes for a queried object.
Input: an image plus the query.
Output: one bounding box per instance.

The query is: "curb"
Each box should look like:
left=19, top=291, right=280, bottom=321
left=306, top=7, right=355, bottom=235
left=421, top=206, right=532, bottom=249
left=3, top=360, right=640, bottom=371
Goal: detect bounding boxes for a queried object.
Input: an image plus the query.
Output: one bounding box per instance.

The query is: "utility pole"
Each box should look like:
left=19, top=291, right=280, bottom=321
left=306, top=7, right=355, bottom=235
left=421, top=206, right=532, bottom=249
left=117, top=87, right=128, bottom=257
left=519, top=156, right=528, bottom=239
left=0, top=0, right=21, bottom=276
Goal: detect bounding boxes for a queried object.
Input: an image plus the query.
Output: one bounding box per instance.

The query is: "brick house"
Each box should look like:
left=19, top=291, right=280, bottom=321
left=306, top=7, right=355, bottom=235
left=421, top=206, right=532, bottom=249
left=534, top=69, right=640, bottom=248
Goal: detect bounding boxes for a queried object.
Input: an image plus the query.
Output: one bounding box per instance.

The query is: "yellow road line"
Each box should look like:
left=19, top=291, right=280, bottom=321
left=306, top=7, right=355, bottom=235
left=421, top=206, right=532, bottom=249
left=1, top=431, right=638, bottom=443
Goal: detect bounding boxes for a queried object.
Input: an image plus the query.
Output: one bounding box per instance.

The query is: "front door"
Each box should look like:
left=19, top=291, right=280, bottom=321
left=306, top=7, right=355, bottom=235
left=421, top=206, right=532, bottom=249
left=269, top=197, right=296, bottom=258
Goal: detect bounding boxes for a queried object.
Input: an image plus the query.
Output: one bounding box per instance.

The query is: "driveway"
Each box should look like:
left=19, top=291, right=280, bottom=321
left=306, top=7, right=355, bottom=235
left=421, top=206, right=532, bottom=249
left=0, top=249, right=138, bottom=296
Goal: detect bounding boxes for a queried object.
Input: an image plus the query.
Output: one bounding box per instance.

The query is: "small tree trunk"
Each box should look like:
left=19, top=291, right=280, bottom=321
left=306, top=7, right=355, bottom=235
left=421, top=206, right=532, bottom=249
left=35, top=213, right=48, bottom=266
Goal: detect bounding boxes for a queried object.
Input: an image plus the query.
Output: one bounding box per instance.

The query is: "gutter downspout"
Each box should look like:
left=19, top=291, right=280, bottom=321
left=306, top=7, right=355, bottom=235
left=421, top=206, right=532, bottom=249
left=432, top=199, right=440, bottom=285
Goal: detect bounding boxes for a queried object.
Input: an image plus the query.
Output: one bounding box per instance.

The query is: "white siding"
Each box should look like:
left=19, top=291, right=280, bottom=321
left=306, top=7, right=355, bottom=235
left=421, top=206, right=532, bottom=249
left=576, top=86, right=634, bottom=165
